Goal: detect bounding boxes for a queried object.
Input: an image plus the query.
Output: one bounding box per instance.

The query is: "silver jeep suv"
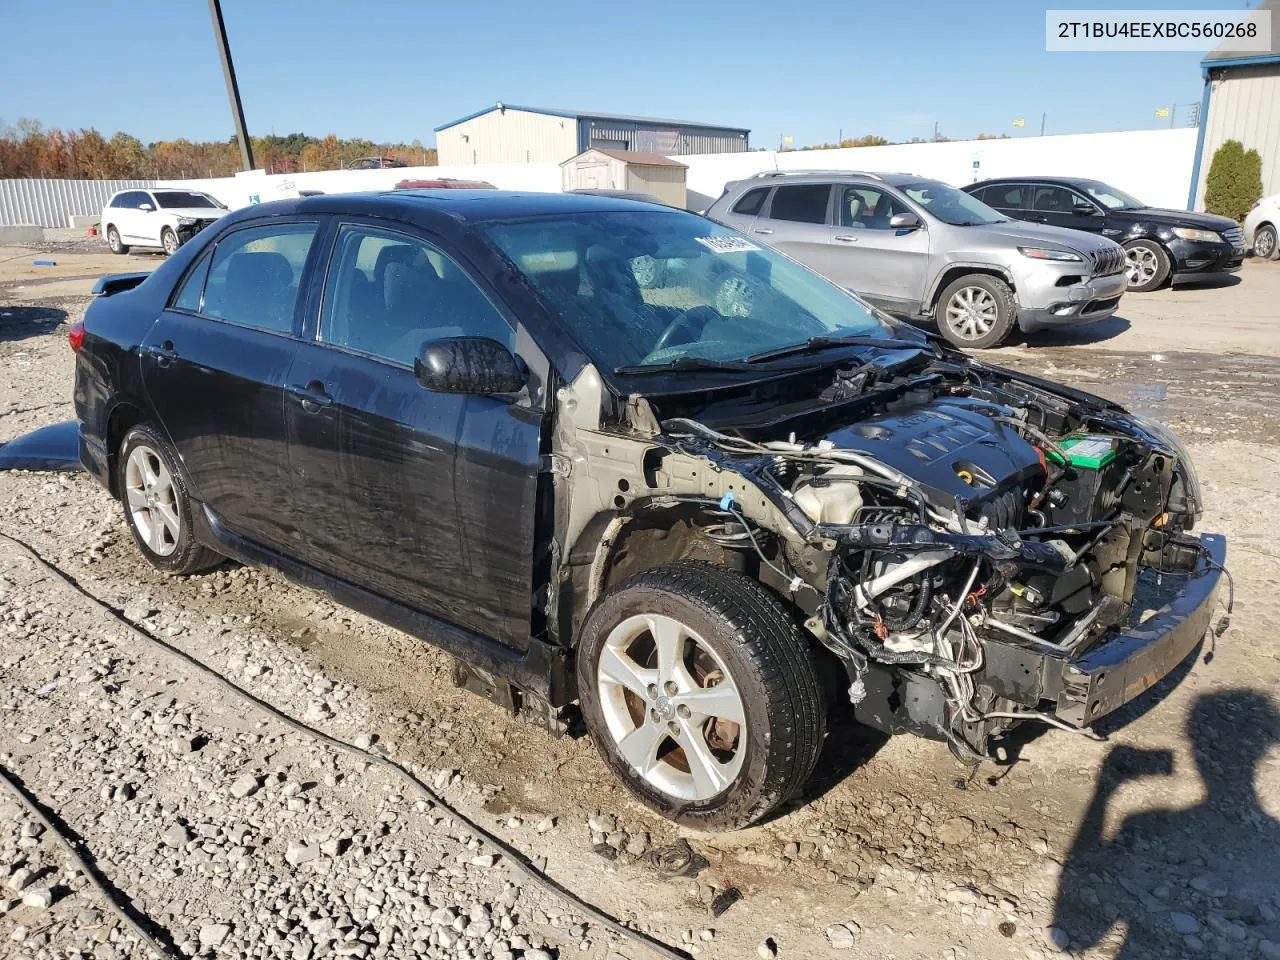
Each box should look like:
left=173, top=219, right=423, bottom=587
left=706, top=170, right=1128, bottom=348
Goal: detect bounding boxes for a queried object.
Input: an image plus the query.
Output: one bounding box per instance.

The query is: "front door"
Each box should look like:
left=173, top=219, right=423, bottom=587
left=825, top=185, right=930, bottom=312
left=141, top=219, right=321, bottom=553
left=288, top=222, right=543, bottom=648
left=1028, top=184, right=1105, bottom=234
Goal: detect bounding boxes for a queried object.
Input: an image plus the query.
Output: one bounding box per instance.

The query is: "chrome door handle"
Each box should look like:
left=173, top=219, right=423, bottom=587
left=143, top=340, right=177, bottom=367
left=754, top=228, right=774, bottom=235
left=833, top=235, right=858, bottom=242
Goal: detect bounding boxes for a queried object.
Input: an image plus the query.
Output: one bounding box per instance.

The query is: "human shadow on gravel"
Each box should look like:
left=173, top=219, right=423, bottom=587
left=0, top=766, right=183, bottom=955
left=1052, top=690, right=1280, bottom=958
left=0, top=305, right=67, bottom=342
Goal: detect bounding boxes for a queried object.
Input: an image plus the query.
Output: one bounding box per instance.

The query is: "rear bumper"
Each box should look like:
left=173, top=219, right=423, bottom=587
left=1051, top=532, right=1226, bottom=727
left=1018, top=270, right=1128, bottom=332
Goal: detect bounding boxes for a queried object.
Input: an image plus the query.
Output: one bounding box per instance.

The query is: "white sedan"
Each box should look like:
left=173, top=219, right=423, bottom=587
left=1244, top=193, right=1279, bottom=260
left=100, top=189, right=229, bottom=256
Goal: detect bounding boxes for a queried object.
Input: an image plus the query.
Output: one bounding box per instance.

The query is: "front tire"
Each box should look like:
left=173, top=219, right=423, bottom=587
left=161, top=227, right=180, bottom=256
left=936, top=274, right=1016, bottom=349
left=117, top=424, right=221, bottom=576
left=1124, top=239, right=1171, bottom=291
left=107, top=226, right=128, bottom=255
left=577, top=562, right=826, bottom=831
left=1254, top=224, right=1278, bottom=261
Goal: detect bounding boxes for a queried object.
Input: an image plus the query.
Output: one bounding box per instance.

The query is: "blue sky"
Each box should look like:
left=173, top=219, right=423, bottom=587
left=0, top=0, right=1239, bottom=148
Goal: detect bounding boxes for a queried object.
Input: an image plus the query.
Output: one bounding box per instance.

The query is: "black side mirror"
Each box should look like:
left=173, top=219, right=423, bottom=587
left=889, top=212, right=922, bottom=230
left=415, top=336, right=525, bottom=395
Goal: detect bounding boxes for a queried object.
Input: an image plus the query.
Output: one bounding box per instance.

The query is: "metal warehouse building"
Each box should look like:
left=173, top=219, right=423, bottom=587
left=1190, top=0, right=1280, bottom=207
left=434, top=102, right=749, bottom=165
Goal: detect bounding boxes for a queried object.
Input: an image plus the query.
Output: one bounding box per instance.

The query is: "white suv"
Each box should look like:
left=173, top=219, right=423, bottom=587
left=100, top=188, right=229, bottom=256
left=1244, top=193, right=1279, bottom=260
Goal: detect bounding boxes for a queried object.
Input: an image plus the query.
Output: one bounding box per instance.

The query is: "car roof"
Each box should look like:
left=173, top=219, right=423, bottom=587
left=254, top=189, right=681, bottom=225
left=730, top=170, right=929, bottom=190
left=970, top=176, right=1097, bottom=188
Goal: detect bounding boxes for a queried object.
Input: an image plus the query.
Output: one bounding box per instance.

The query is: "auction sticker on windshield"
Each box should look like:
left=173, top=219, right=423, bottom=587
left=696, top=236, right=761, bottom=254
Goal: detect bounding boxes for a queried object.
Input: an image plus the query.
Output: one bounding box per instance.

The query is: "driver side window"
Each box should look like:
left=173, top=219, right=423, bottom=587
left=319, top=225, right=514, bottom=367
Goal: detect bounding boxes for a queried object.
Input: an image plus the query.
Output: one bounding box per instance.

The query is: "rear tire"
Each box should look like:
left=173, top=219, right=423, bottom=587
left=107, top=226, right=128, bottom=255
left=1124, top=239, right=1171, bottom=292
left=936, top=274, right=1016, bottom=349
left=577, top=561, right=826, bottom=831
left=160, top=227, right=179, bottom=256
left=117, top=424, right=221, bottom=576
left=1253, top=224, right=1278, bottom=261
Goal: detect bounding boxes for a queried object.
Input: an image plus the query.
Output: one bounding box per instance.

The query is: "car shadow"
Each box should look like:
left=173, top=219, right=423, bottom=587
left=1052, top=689, right=1280, bottom=956
left=1171, top=273, right=1242, bottom=291
left=0, top=305, right=68, bottom=343
left=1018, top=314, right=1133, bottom=348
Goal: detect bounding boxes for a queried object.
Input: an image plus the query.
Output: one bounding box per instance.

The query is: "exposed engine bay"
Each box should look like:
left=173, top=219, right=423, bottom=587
left=560, top=346, right=1228, bottom=760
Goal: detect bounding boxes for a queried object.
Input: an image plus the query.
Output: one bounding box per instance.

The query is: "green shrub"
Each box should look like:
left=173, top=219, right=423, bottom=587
left=1204, top=139, right=1263, bottom=221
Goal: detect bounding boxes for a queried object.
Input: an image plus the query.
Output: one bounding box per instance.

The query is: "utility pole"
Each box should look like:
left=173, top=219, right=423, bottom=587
left=208, top=0, right=255, bottom=171
left=1170, top=104, right=1177, bottom=128
left=933, top=120, right=939, bottom=141
left=1040, top=113, right=1046, bottom=136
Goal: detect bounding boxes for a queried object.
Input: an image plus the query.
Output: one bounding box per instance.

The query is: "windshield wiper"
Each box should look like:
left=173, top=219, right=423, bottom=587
left=745, top=335, right=929, bottom=364
left=614, top=356, right=755, bottom=375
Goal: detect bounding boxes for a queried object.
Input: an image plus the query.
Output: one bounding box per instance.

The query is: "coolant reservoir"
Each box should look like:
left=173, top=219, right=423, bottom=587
left=793, top=465, right=863, bottom=524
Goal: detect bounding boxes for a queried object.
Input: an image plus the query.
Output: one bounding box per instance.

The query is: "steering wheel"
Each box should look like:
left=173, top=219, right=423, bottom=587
left=651, top=305, right=719, bottom=354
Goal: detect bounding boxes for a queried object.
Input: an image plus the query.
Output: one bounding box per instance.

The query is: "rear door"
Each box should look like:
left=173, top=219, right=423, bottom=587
left=286, top=221, right=544, bottom=648
left=976, top=183, right=1030, bottom=220
left=140, top=219, right=321, bottom=553
left=756, top=183, right=835, bottom=274
left=825, top=184, right=930, bottom=311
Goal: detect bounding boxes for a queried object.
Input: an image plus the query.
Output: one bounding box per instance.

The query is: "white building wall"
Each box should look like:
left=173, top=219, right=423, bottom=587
left=1193, top=66, right=1280, bottom=209
left=160, top=128, right=1200, bottom=216
left=678, top=128, right=1199, bottom=212
left=437, top=109, right=579, bottom=165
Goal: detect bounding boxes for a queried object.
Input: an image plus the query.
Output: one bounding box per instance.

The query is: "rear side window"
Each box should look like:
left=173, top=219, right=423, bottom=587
left=731, top=187, right=769, bottom=216
left=768, top=184, right=831, bottom=224
left=200, top=223, right=318, bottom=334
left=173, top=251, right=212, bottom=312
left=982, top=185, right=1028, bottom=209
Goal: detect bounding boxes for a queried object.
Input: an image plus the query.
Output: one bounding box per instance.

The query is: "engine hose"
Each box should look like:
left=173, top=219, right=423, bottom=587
left=0, top=531, right=692, bottom=960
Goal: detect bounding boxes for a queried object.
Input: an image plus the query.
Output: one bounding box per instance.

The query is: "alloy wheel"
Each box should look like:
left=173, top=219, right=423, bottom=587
left=162, top=230, right=179, bottom=255
left=596, top=613, right=747, bottom=802
left=124, top=444, right=181, bottom=556
left=108, top=229, right=121, bottom=253
left=1256, top=227, right=1277, bottom=260
left=1126, top=245, right=1159, bottom=287
left=944, top=285, right=998, bottom=342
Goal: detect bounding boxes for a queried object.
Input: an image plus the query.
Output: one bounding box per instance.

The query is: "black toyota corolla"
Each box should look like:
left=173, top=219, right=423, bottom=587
left=73, top=191, right=1227, bottom=830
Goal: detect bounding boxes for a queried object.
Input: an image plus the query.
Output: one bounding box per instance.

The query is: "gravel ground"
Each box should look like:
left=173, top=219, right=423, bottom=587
left=0, top=260, right=1277, bottom=960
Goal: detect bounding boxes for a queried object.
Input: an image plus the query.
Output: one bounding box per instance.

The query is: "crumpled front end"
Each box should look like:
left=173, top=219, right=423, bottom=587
left=633, top=367, right=1227, bottom=759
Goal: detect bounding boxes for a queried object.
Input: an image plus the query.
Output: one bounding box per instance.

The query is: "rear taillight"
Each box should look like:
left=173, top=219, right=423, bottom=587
left=68, top=320, right=85, bottom=353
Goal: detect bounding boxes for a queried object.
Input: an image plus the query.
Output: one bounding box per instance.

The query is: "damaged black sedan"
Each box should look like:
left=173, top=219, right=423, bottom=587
left=73, top=191, right=1227, bottom=830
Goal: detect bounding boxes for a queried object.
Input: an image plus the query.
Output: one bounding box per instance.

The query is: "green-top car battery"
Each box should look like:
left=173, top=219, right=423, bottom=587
left=1048, top=435, right=1118, bottom=470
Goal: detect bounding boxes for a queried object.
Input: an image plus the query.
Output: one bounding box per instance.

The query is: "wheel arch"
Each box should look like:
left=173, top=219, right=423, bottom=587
left=104, top=400, right=149, bottom=499
left=926, top=263, right=1015, bottom=315
left=565, top=502, right=749, bottom=648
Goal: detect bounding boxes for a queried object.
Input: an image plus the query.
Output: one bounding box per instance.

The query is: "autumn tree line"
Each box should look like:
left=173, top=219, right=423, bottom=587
left=0, top=119, right=438, bottom=180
